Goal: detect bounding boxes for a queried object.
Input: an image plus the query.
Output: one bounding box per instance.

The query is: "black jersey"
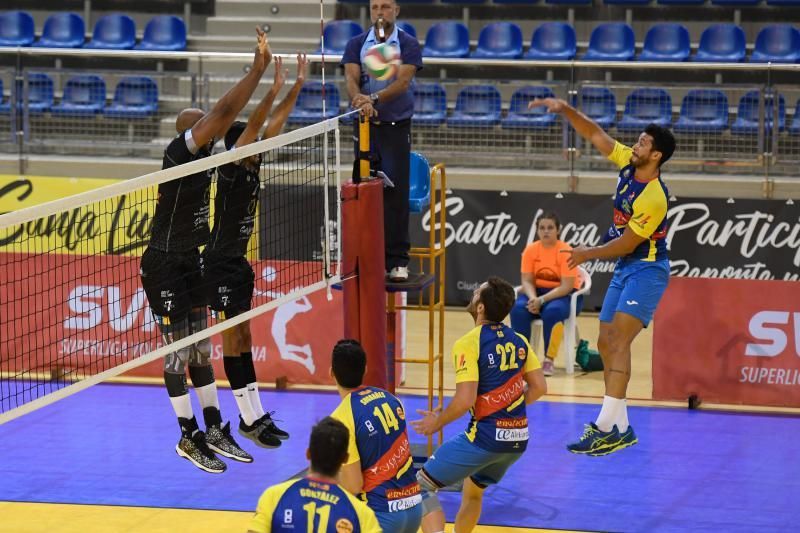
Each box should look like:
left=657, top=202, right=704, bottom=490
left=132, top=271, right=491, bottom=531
left=148, top=132, right=213, bottom=252
left=207, top=161, right=260, bottom=257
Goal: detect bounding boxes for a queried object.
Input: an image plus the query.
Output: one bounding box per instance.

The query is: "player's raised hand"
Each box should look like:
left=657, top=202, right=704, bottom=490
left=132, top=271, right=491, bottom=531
left=253, top=27, right=272, bottom=71
left=295, top=53, right=308, bottom=85
left=561, top=246, right=590, bottom=269
left=528, top=97, right=566, bottom=114
left=272, top=55, right=287, bottom=89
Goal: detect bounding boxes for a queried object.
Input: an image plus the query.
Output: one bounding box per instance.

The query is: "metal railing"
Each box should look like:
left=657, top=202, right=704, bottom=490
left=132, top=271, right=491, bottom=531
left=1, top=47, right=799, bottom=189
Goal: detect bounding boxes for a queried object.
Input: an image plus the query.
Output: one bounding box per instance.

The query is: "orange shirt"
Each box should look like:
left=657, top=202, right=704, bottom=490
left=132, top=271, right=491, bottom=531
left=520, top=240, right=580, bottom=290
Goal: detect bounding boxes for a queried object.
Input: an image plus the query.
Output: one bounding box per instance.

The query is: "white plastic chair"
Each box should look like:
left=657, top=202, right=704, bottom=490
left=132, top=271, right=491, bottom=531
left=520, top=266, right=592, bottom=375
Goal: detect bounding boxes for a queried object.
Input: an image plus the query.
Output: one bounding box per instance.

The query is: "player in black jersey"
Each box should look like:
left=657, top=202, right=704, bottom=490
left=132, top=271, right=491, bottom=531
left=203, top=53, right=308, bottom=451
left=139, top=28, right=272, bottom=474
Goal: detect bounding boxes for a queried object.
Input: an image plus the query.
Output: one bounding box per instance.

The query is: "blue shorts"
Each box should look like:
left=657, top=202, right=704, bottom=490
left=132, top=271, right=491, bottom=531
left=420, top=433, right=523, bottom=490
left=599, top=258, right=670, bottom=327
left=375, top=505, right=423, bottom=533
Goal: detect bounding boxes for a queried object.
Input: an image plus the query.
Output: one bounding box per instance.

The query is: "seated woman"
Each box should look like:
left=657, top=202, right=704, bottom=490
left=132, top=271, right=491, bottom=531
left=510, top=211, right=583, bottom=376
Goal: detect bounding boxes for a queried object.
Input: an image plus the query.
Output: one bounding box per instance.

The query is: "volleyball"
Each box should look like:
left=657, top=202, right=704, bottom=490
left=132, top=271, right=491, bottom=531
left=364, top=42, right=401, bottom=81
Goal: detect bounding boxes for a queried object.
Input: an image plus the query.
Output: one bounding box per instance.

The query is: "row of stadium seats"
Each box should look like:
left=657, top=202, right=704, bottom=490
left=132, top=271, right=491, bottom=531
left=339, top=0, right=800, bottom=4
left=321, top=20, right=800, bottom=62
left=287, top=81, right=800, bottom=134
left=0, top=74, right=158, bottom=118
left=0, top=11, right=186, bottom=50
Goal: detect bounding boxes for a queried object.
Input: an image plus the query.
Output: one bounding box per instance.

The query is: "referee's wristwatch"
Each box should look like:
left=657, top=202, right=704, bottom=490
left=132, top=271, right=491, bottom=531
left=369, top=92, right=379, bottom=104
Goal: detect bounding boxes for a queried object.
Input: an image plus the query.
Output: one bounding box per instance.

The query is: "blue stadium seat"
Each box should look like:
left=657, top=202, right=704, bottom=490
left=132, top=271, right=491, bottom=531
left=34, top=13, right=85, bottom=48
left=583, top=23, right=635, bottom=61
left=674, top=89, right=729, bottom=133
left=105, top=76, right=159, bottom=119
left=750, top=25, right=800, bottom=63
left=731, top=90, right=785, bottom=135
left=604, top=0, right=651, bottom=4
left=287, top=82, right=340, bottom=125
left=545, top=0, right=592, bottom=4
left=711, top=0, right=761, bottom=4
left=85, top=14, right=136, bottom=50
left=790, top=100, right=800, bottom=135
left=693, top=24, right=746, bottom=62
left=657, top=0, right=705, bottom=3
left=0, top=73, right=55, bottom=114
left=472, top=22, right=523, bottom=59
left=447, top=85, right=501, bottom=128
left=423, top=22, right=470, bottom=58
left=639, top=23, right=690, bottom=61
left=396, top=21, right=417, bottom=38
left=767, top=0, right=800, bottom=4
left=409, top=152, right=431, bottom=213
left=0, top=11, right=34, bottom=47
left=317, top=20, right=361, bottom=55
left=136, top=16, right=186, bottom=51
left=579, top=87, right=616, bottom=128
left=501, top=86, right=558, bottom=130
left=51, top=75, right=107, bottom=117
left=618, top=88, right=672, bottom=132
left=442, top=0, right=485, bottom=3
left=0, top=79, right=6, bottom=113
left=525, top=22, right=576, bottom=60
left=412, top=83, right=447, bottom=127
left=493, top=0, right=538, bottom=4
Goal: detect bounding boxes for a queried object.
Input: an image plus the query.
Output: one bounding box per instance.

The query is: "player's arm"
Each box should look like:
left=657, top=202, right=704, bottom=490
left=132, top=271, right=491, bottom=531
left=262, top=53, right=308, bottom=140
left=563, top=228, right=646, bottom=269
left=411, top=380, right=477, bottom=436
left=233, top=56, right=285, bottom=149
left=528, top=98, right=616, bottom=158
left=338, top=460, right=364, bottom=495
left=248, top=485, right=280, bottom=533
left=191, top=28, right=272, bottom=148
left=524, top=368, right=547, bottom=404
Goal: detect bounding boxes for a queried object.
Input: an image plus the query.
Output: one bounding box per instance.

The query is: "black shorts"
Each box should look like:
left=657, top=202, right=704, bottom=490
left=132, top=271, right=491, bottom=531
left=140, top=247, right=205, bottom=320
left=202, top=252, right=254, bottom=319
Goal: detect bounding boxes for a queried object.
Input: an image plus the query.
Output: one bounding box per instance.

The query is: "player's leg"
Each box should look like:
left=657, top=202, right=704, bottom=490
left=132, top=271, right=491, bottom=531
left=236, top=320, right=282, bottom=448
left=455, top=451, right=522, bottom=532
left=140, top=248, right=226, bottom=473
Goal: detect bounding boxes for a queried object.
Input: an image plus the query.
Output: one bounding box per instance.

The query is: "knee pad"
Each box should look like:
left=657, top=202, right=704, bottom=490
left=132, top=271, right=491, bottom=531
left=421, top=492, right=442, bottom=516
left=164, top=345, right=192, bottom=375
left=416, top=468, right=443, bottom=493
left=188, top=309, right=212, bottom=366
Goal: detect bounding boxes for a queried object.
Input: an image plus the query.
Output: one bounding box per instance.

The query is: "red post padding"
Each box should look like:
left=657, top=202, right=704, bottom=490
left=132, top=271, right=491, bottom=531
left=341, top=179, right=388, bottom=389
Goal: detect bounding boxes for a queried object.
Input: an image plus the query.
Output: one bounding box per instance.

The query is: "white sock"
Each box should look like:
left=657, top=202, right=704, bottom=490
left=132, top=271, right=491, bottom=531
left=247, top=382, right=265, bottom=418
left=169, top=394, right=193, bottom=420
left=233, top=386, right=258, bottom=425
left=194, top=383, right=220, bottom=411
left=595, top=395, right=624, bottom=432
left=617, top=399, right=630, bottom=432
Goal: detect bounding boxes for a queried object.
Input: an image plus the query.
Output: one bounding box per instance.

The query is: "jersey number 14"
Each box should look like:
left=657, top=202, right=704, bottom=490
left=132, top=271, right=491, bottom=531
left=366, top=402, right=400, bottom=434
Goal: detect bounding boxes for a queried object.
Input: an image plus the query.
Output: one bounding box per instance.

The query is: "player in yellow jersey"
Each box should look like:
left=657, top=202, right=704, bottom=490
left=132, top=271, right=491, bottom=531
left=249, top=417, right=381, bottom=533
left=529, top=97, right=676, bottom=456
left=412, top=276, right=547, bottom=533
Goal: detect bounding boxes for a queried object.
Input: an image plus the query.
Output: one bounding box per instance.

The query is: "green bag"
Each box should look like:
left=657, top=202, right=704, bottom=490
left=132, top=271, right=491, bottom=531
left=576, top=340, right=604, bottom=372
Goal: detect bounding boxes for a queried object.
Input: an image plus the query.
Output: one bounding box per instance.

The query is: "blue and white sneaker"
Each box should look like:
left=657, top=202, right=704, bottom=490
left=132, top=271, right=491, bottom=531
left=567, top=423, right=623, bottom=455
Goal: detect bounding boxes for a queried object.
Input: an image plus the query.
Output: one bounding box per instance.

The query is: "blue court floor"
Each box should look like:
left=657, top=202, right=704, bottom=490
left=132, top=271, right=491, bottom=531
left=0, top=383, right=797, bottom=532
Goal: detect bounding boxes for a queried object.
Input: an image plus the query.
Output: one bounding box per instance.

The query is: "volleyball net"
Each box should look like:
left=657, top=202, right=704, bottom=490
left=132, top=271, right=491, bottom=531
left=0, top=116, right=346, bottom=425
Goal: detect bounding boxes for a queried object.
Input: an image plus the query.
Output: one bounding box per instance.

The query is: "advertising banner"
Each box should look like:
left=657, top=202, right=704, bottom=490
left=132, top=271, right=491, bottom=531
left=653, top=277, right=800, bottom=407
left=409, top=191, right=800, bottom=309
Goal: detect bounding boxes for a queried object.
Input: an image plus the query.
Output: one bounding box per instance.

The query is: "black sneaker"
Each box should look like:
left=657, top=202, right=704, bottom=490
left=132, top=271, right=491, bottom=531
left=259, top=412, right=290, bottom=440
left=176, top=431, right=227, bottom=474
left=206, top=421, right=254, bottom=463
left=238, top=415, right=282, bottom=449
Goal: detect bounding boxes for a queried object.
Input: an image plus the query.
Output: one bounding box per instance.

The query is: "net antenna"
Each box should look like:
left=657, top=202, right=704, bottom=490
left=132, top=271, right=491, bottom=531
left=0, top=117, right=345, bottom=425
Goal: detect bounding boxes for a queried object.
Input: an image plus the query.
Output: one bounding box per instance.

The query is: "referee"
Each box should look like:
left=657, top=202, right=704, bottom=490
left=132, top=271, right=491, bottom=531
left=139, top=28, right=271, bottom=474
left=341, top=0, right=423, bottom=282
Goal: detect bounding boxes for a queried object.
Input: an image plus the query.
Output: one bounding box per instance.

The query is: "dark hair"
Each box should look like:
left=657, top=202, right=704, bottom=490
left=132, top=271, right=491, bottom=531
left=644, top=123, right=676, bottom=167
left=535, top=211, right=561, bottom=232
left=224, top=121, right=247, bottom=150
left=331, top=339, right=366, bottom=389
left=478, top=276, right=516, bottom=323
left=309, top=417, right=350, bottom=477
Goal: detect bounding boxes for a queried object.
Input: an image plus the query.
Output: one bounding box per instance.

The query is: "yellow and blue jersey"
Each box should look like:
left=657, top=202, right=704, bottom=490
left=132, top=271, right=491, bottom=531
left=606, top=142, right=670, bottom=262
left=249, top=477, right=381, bottom=533
left=331, top=387, right=421, bottom=514
left=454, top=323, right=541, bottom=453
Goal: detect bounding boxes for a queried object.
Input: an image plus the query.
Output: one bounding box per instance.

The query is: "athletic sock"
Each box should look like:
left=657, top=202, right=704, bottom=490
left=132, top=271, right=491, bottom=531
left=224, top=355, right=257, bottom=425
left=595, top=395, right=624, bottom=433
left=169, top=393, right=193, bottom=420
left=233, top=386, right=258, bottom=425
left=241, top=351, right=266, bottom=418
left=617, top=399, right=630, bottom=432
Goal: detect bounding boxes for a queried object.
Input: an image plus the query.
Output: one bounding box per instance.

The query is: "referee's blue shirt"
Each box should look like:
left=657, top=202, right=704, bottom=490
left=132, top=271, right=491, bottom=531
left=341, top=26, right=423, bottom=123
